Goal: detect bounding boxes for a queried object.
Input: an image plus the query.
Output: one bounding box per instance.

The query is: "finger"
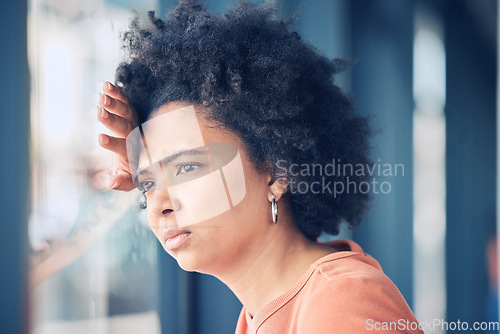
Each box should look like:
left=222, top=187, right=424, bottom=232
left=107, top=173, right=136, bottom=192
left=93, top=170, right=112, bottom=190
left=103, top=81, right=130, bottom=104
left=97, top=107, right=134, bottom=138
left=98, top=134, right=128, bottom=156
left=99, top=94, right=136, bottom=124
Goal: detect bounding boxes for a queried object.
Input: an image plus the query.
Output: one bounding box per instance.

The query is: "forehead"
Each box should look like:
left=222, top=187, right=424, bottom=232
left=126, top=103, right=239, bottom=172
left=141, top=105, right=205, bottom=168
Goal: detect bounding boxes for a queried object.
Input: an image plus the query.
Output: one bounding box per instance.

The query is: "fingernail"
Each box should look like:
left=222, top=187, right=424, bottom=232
left=99, top=134, right=109, bottom=145
left=106, top=178, right=116, bottom=189
left=108, top=82, right=113, bottom=91
left=103, top=94, right=108, bottom=106
left=111, top=182, right=119, bottom=189
left=101, top=107, right=108, bottom=119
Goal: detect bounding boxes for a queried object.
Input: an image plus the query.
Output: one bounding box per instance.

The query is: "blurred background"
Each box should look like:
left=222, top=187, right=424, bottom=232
left=0, top=0, right=497, bottom=333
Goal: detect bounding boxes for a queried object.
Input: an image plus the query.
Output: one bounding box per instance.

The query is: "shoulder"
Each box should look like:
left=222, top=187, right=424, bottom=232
left=307, top=253, right=407, bottom=309
left=308, top=239, right=388, bottom=289
left=295, top=242, right=421, bottom=333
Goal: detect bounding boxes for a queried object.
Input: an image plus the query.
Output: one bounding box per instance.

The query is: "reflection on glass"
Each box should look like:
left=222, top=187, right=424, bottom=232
left=29, top=0, right=161, bottom=333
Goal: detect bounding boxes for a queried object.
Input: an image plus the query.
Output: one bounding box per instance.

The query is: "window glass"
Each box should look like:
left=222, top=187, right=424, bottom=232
left=28, top=1, right=161, bottom=333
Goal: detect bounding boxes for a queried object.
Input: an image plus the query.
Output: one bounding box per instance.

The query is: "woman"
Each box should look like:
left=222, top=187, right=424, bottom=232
left=97, top=0, right=423, bottom=332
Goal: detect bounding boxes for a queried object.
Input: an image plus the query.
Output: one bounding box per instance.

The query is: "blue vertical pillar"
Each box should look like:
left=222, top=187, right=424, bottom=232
left=0, top=1, right=30, bottom=333
left=351, top=0, right=415, bottom=308
left=444, top=0, right=496, bottom=324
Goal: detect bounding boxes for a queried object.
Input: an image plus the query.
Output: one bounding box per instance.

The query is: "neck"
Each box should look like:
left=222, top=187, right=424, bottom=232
left=215, top=210, right=334, bottom=317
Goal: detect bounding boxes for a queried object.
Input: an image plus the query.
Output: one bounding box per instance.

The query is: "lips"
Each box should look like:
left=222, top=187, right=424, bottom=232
left=163, top=228, right=191, bottom=251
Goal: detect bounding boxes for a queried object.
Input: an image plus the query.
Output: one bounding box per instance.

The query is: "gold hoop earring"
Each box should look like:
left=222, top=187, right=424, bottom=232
left=272, top=194, right=278, bottom=224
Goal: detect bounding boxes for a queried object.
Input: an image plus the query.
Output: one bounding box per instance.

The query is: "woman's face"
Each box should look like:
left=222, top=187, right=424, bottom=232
left=130, top=102, right=273, bottom=274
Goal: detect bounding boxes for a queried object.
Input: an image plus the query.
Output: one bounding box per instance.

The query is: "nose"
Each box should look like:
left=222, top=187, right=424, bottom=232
left=147, top=186, right=181, bottom=222
left=162, top=208, right=174, bottom=215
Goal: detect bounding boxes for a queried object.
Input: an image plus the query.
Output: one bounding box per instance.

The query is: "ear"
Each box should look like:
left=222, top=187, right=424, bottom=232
left=267, top=176, right=289, bottom=202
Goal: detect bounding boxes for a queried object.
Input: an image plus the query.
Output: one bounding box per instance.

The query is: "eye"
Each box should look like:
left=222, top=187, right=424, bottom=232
left=176, top=163, right=201, bottom=175
left=138, top=180, right=156, bottom=193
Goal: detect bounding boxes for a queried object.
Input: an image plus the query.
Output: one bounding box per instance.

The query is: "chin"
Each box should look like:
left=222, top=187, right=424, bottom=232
left=176, top=260, right=199, bottom=273
left=165, top=247, right=208, bottom=273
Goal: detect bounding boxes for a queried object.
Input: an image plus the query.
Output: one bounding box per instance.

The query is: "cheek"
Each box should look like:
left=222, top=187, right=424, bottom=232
left=168, top=172, right=233, bottom=228
left=219, top=176, right=271, bottom=235
left=146, top=208, right=161, bottom=238
left=168, top=150, right=247, bottom=228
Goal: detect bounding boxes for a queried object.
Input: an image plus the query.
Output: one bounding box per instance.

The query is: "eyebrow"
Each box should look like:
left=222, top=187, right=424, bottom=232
left=136, top=147, right=207, bottom=177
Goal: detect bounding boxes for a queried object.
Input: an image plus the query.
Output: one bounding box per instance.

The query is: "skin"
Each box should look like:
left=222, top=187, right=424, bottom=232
left=98, top=81, right=335, bottom=317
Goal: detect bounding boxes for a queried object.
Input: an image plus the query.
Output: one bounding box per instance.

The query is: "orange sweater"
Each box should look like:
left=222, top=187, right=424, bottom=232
left=235, top=239, right=423, bottom=334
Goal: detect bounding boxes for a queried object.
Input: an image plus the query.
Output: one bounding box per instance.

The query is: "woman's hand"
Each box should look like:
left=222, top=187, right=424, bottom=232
left=97, top=81, right=138, bottom=191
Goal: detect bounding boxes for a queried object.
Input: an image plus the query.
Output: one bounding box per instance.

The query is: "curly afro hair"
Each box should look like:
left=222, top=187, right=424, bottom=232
left=115, top=0, right=372, bottom=241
